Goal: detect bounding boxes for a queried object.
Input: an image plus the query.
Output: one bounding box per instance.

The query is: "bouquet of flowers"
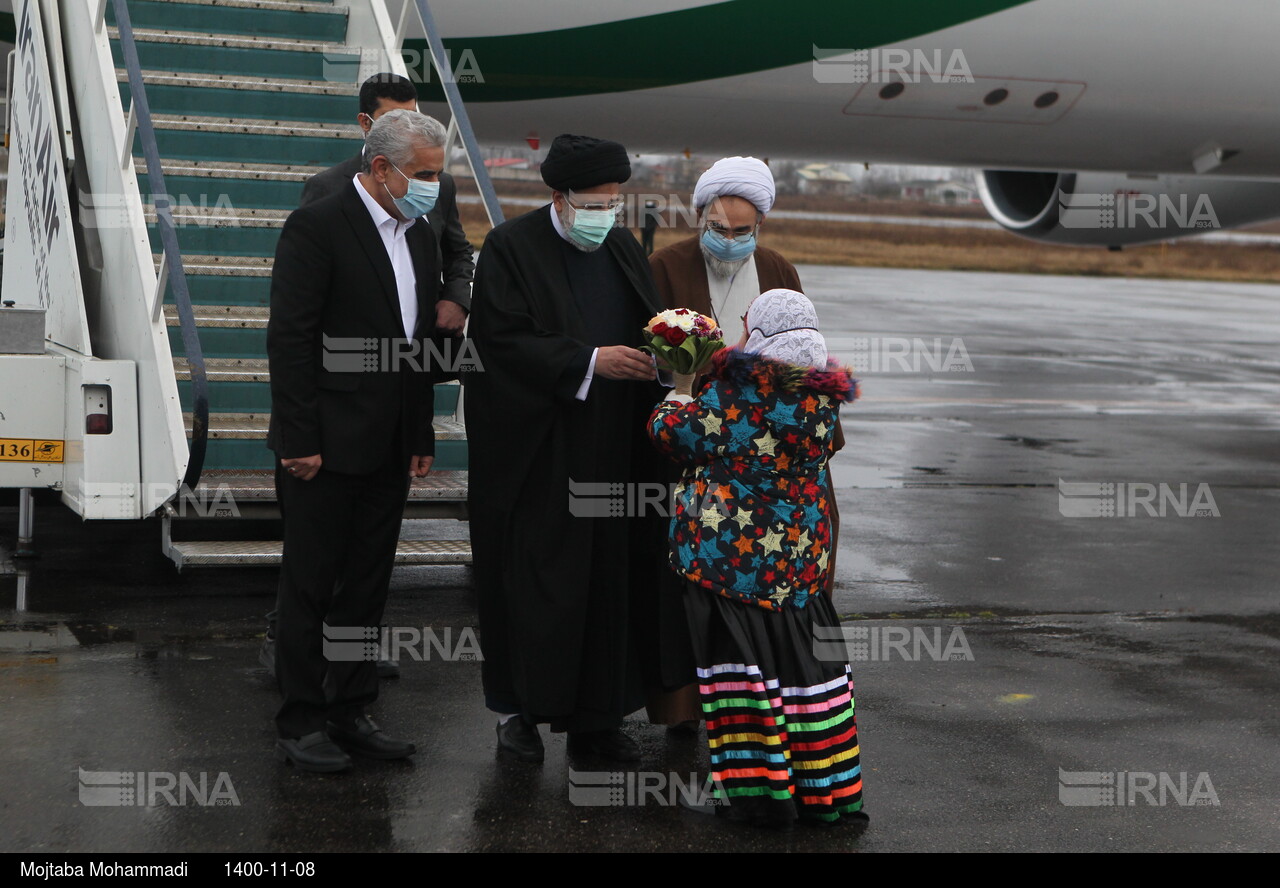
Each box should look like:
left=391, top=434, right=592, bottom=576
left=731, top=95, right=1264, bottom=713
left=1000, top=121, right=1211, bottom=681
left=642, top=308, right=725, bottom=395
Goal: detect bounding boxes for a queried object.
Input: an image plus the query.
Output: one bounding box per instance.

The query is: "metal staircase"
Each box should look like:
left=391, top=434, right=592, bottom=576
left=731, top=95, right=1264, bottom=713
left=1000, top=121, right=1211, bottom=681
left=104, top=0, right=472, bottom=568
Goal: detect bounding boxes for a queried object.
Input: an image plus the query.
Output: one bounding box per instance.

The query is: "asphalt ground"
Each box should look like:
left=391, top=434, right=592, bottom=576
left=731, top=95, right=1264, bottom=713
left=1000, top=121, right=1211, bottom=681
left=2, top=265, right=1277, bottom=852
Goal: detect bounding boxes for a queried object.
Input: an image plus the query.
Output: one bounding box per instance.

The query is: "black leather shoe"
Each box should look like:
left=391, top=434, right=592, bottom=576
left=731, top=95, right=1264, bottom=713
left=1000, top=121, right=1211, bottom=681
left=376, top=658, right=400, bottom=679
left=567, top=729, right=641, bottom=762
left=275, top=731, right=352, bottom=773
left=496, top=717, right=544, bottom=762
left=326, top=715, right=416, bottom=760
left=259, top=636, right=276, bottom=677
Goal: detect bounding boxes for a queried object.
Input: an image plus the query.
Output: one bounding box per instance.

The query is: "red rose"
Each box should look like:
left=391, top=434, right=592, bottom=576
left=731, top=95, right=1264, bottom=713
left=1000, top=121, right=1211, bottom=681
left=652, top=322, right=669, bottom=335
left=664, top=327, right=688, bottom=345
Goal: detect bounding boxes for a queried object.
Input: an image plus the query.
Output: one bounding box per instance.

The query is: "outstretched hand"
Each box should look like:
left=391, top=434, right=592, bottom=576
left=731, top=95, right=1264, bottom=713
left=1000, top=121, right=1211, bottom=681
left=595, top=346, right=657, bottom=381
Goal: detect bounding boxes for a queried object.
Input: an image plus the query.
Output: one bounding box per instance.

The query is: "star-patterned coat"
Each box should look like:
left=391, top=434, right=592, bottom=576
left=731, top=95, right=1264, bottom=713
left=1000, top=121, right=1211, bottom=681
left=648, top=348, right=858, bottom=611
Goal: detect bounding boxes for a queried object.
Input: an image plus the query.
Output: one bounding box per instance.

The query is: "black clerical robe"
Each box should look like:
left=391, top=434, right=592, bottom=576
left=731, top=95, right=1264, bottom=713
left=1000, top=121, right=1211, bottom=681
left=465, top=205, right=663, bottom=732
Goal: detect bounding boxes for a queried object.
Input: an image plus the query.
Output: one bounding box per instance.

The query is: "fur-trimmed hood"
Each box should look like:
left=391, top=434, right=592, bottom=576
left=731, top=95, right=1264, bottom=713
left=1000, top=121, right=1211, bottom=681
left=706, top=347, right=859, bottom=402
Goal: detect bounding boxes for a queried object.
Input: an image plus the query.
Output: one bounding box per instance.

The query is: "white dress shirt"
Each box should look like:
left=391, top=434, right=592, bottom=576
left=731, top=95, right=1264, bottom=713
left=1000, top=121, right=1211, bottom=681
left=549, top=204, right=602, bottom=400
left=353, top=174, right=418, bottom=338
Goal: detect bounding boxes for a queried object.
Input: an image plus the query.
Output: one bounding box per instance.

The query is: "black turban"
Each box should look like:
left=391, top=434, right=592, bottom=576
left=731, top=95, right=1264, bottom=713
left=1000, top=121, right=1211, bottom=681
left=540, top=133, right=631, bottom=192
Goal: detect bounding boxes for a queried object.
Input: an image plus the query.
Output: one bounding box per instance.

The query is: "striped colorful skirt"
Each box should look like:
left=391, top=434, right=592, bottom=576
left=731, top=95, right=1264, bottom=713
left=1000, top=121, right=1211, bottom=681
left=684, top=582, right=866, bottom=827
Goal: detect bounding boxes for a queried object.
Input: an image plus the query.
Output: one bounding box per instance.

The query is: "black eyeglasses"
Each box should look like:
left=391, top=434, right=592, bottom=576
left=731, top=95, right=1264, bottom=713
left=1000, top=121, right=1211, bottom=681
left=706, top=220, right=759, bottom=240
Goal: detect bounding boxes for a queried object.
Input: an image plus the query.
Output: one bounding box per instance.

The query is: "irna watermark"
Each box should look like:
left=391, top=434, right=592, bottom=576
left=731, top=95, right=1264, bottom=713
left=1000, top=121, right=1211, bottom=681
left=322, top=623, right=482, bottom=663
left=813, top=624, right=974, bottom=663
left=78, top=767, right=240, bottom=807
left=813, top=46, right=974, bottom=84
left=1058, top=191, right=1220, bottom=231
left=1058, top=479, right=1220, bottom=518
left=568, top=770, right=726, bottom=808
left=829, top=336, right=973, bottom=373
left=1058, top=769, right=1219, bottom=807
left=321, top=334, right=483, bottom=375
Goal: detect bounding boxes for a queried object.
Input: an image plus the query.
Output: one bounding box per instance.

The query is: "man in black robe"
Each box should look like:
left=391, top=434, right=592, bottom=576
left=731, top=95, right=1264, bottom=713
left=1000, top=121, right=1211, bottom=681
left=466, top=134, right=663, bottom=762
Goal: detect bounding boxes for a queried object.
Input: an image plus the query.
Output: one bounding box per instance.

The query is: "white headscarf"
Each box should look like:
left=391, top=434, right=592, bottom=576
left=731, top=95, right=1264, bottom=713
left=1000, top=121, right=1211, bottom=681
left=744, top=289, right=828, bottom=368
left=693, top=156, right=776, bottom=215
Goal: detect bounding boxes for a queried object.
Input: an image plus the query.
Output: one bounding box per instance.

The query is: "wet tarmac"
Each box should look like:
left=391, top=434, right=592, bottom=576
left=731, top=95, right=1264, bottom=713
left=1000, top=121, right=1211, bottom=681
left=2, top=266, right=1278, bottom=852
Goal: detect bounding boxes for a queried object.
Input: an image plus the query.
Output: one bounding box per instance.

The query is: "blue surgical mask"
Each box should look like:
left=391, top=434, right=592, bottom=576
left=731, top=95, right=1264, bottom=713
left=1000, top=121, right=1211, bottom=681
left=566, top=203, right=619, bottom=248
left=386, top=163, right=440, bottom=217
left=701, top=227, right=757, bottom=262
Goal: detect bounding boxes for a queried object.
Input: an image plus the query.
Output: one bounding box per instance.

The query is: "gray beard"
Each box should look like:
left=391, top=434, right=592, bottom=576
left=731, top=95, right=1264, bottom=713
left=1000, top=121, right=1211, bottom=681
left=700, top=240, right=750, bottom=279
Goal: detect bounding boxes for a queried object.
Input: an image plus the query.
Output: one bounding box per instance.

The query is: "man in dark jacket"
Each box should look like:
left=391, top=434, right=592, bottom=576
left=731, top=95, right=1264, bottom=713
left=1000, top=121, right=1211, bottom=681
left=262, top=74, right=473, bottom=680
left=266, top=110, right=442, bottom=772
left=300, top=73, right=473, bottom=336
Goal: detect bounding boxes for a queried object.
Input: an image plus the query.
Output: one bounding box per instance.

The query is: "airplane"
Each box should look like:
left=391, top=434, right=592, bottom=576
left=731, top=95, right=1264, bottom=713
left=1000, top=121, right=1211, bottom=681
left=5, top=0, right=1280, bottom=246
left=407, top=0, right=1280, bottom=247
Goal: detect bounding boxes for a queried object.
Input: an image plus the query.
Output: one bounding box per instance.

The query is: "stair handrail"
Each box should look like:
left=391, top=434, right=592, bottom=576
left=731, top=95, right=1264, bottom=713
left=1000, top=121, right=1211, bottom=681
left=395, top=0, right=505, bottom=228
left=105, top=0, right=209, bottom=491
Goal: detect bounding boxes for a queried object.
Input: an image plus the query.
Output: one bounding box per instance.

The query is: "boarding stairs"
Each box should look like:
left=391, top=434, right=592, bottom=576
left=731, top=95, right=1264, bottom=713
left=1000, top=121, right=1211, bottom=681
left=104, top=0, right=473, bottom=567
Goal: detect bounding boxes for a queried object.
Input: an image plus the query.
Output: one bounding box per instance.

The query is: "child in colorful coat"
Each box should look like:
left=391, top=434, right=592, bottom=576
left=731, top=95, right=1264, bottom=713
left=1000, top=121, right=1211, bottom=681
left=648, top=288, right=866, bottom=828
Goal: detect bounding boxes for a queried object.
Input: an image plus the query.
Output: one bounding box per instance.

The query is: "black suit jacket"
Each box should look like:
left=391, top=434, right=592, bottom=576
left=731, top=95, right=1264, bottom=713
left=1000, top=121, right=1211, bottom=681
left=299, top=152, right=474, bottom=311
left=267, top=180, right=439, bottom=473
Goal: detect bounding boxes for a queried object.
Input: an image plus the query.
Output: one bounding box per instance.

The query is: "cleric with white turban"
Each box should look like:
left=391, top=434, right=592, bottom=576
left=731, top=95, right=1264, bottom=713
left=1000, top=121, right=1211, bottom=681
left=692, top=155, right=777, bottom=215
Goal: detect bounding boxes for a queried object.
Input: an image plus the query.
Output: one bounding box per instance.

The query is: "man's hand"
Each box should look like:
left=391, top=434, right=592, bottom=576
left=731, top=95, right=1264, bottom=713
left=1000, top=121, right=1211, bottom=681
left=595, top=346, right=657, bottom=381
left=281, top=454, right=322, bottom=482
left=409, top=454, right=435, bottom=478
left=435, top=301, right=468, bottom=336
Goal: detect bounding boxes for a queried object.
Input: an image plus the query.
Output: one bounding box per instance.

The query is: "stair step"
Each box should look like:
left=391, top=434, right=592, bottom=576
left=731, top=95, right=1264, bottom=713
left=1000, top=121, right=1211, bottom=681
left=185, top=413, right=466, bottom=440
left=109, top=27, right=359, bottom=81
left=172, top=357, right=462, bottom=415
left=146, top=203, right=287, bottom=258
left=165, top=303, right=270, bottom=328
left=175, top=357, right=273, bottom=411
left=181, top=414, right=468, bottom=471
left=167, top=538, right=472, bottom=568
left=120, top=69, right=355, bottom=124
left=164, top=253, right=274, bottom=275
left=158, top=250, right=275, bottom=305
left=163, top=254, right=272, bottom=305
left=146, top=158, right=325, bottom=183
left=190, top=468, right=470, bottom=502
left=108, top=0, right=347, bottom=42
left=175, top=357, right=271, bottom=382
left=143, top=158, right=321, bottom=211
left=144, top=113, right=358, bottom=168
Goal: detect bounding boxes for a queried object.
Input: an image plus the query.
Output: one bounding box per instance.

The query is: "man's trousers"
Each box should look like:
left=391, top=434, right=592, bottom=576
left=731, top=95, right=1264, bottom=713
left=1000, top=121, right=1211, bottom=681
left=272, top=456, right=410, bottom=738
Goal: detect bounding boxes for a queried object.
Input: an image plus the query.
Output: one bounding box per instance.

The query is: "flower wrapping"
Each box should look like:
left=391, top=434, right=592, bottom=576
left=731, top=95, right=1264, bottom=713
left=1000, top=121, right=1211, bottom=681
left=642, top=308, right=725, bottom=377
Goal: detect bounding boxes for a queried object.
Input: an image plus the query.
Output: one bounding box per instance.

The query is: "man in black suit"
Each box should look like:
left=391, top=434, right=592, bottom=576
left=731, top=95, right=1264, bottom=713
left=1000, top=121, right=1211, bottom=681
left=299, top=72, right=472, bottom=336
left=261, top=73, right=473, bottom=680
left=267, top=109, right=443, bottom=772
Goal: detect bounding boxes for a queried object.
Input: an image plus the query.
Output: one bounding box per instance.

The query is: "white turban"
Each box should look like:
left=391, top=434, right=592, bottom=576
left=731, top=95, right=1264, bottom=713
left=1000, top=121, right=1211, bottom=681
left=745, top=289, right=828, bottom=368
left=693, top=156, right=776, bottom=215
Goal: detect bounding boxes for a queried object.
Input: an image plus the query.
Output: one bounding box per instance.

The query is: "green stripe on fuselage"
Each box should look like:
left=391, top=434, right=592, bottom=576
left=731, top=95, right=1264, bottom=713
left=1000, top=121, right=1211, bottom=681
left=411, top=0, right=1034, bottom=103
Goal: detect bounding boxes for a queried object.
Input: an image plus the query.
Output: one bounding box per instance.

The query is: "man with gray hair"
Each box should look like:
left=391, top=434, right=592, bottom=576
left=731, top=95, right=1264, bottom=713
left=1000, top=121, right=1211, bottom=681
left=299, top=73, right=473, bottom=337
left=262, top=83, right=467, bottom=681
left=265, top=109, right=443, bottom=772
